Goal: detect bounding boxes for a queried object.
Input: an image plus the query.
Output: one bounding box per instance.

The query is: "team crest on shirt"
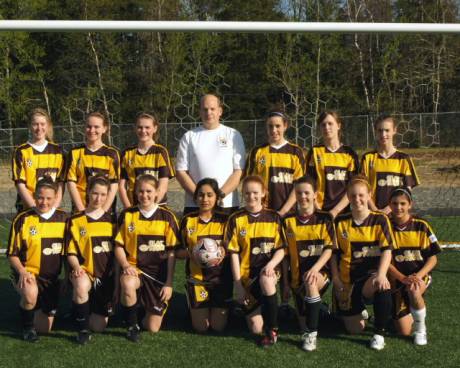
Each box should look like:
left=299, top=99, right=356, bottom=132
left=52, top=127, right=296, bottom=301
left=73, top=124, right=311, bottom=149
left=128, top=159, right=133, bottom=166
left=128, top=222, right=135, bottom=233
left=258, top=156, right=266, bottom=166
left=187, top=227, right=195, bottom=235
left=29, top=226, right=38, bottom=236
left=200, top=290, right=208, bottom=299
left=26, top=159, right=33, bottom=168
left=218, top=136, right=228, bottom=147
left=239, top=228, right=247, bottom=237
left=341, top=231, right=348, bottom=239
left=79, top=227, right=87, bottom=236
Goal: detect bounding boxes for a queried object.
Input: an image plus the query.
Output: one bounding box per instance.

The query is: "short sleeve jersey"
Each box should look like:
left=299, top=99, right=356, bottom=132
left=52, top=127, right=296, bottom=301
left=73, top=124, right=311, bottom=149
left=7, top=208, right=68, bottom=279
left=12, top=142, right=65, bottom=205
left=180, top=211, right=228, bottom=284
left=225, top=208, right=285, bottom=283
left=360, top=150, right=419, bottom=209
left=114, top=206, right=179, bottom=280
left=335, top=212, right=394, bottom=284
left=305, top=145, right=359, bottom=211
left=66, top=144, right=120, bottom=206
left=390, top=216, right=441, bottom=276
left=283, top=210, right=336, bottom=289
left=121, top=144, right=175, bottom=205
left=244, top=142, right=305, bottom=211
left=66, top=211, right=116, bottom=279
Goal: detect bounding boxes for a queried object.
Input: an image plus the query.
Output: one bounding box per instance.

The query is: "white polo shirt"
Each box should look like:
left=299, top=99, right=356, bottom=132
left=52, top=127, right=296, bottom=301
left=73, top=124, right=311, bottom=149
left=176, top=124, right=246, bottom=208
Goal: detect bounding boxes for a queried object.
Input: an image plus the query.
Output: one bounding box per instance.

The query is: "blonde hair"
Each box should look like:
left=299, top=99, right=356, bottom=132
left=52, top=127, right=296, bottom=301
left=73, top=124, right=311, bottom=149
left=347, top=174, right=371, bottom=193
left=134, top=174, right=159, bottom=194
left=30, top=108, right=54, bottom=141
left=136, top=112, right=160, bottom=142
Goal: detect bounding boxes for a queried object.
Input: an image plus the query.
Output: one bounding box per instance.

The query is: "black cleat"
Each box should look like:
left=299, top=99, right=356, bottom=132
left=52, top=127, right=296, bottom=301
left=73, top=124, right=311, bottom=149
left=126, top=324, right=141, bottom=343
left=23, top=328, right=39, bottom=343
left=76, top=330, right=92, bottom=345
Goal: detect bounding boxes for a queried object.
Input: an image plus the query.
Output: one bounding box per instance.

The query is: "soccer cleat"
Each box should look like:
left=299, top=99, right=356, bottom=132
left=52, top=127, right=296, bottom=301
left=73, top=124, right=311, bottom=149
left=369, top=334, right=385, bottom=350
left=259, top=329, right=278, bottom=348
left=126, top=324, right=141, bottom=343
left=414, top=331, right=427, bottom=346
left=301, top=331, right=318, bottom=352
left=23, top=328, right=39, bottom=343
left=76, top=330, right=92, bottom=345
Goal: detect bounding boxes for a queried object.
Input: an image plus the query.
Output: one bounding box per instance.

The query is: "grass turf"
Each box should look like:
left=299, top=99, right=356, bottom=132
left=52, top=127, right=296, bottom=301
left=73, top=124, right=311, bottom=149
left=0, top=252, right=459, bottom=368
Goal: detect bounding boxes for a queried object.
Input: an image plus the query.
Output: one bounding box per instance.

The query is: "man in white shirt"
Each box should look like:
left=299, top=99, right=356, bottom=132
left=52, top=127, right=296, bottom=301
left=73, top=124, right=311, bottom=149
left=175, top=94, right=246, bottom=215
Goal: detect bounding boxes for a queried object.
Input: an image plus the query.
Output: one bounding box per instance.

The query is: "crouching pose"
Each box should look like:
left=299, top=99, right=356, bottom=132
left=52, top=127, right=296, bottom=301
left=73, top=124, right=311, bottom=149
left=331, top=175, right=394, bottom=350
left=7, top=177, right=68, bottom=342
left=115, top=174, right=179, bottom=342
left=66, top=176, right=117, bottom=344
left=388, top=187, right=440, bottom=345
left=226, top=175, right=285, bottom=347
left=283, top=176, right=336, bottom=351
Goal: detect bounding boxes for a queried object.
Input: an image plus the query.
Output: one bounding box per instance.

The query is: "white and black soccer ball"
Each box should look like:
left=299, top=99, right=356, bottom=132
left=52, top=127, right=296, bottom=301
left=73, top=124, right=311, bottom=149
left=191, top=238, right=225, bottom=268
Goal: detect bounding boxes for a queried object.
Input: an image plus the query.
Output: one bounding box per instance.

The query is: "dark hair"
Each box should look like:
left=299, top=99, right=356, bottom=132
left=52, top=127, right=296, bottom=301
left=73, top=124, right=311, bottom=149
left=87, top=175, right=110, bottom=195
left=347, top=174, right=371, bottom=193
left=135, top=174, right=159, bottom=193
left=389, top=187, right=412, bottom=203
left=242, top=175, right=268, bottom=208
left=266, top=111, right=289, bottom=127
left=374, top=114, right=396, bottom=129
left=294, top=176, right=317, bottom=192
left=35, top=176, right=58, bottom=195
left=193, top=178, right=222, bottom=208
left=136, top=112, right=160, bottom=142
left=317, top=111, right=344, bottom=139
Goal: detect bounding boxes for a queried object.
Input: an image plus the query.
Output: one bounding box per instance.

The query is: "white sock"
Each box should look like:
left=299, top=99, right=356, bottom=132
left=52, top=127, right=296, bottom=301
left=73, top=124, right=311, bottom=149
left=411, top=307, right=427, bottom=333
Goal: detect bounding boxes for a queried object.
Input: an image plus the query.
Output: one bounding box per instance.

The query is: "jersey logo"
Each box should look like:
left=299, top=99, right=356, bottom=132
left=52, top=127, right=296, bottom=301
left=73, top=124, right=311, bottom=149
left=252, top=242, right=274, bottom=255
left=26, top=159, right=33, bottom=168
left=258, top=156, right=266, bottom=166
left=395, top=250, right=423, bottom=263
left=128, top=222, right=135, bottom=233
left=128, top=159, right=133, bottom=166
left=218, top=136, right=228, bottom=147
left=139, top=240, right=165, bottom=252
left=353, top=246, right=381, bottom=258
left=326, top=169, right=347, bottom=181
left=239, top=228, right=247, bottom=237
left=377, top=175, right=403, bottom=187
left=42, top=242, right=62, bottom=255
left=94, top=241, right=112, bottom=254
left=79, top=227, right=87, bottom=236
left=299, top=244, right=323, bottom=258
left=29, top=226, right=38, bottom=236
left=200, top=290, right=208, bottom=299
left=270, top=172, right=293, bottom=184
left=187, top=227, right=195, bottom=235
left=137, top=170, right=159, bottom=179
left=341, top=231, right=348, bottom=239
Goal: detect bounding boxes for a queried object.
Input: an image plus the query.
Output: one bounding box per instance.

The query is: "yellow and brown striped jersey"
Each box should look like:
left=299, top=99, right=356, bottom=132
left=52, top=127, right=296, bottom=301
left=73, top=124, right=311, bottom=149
left=335, top=211, right=394, bottom=284
left=390, top=216, right=441, bottom=276
left=244, top=142, right=305, bottom=211
left=114, top=206, right=179, bottom=280
left=284, top=210, right=336, bottom=289
left=66, top=144, right=120, bottom=206
left=12, top=142, right=65, bottom=205
left=7, top=208, right=68, bottom=279
left=360, top=150, right=419, bottom=209
left=305, top=145, right=359, bottom=211
left=66, top=211, right=116, bottom=279
left=180, top=211, right=228, bottom=284
left=121, top=144, right=175, bottom=204
left=225, top=208, right=285, bottom=283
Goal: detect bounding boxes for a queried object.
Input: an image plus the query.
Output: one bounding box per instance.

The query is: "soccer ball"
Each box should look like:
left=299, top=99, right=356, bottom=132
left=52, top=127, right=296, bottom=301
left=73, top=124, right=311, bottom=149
left=191, top=238, right=225, bottom=268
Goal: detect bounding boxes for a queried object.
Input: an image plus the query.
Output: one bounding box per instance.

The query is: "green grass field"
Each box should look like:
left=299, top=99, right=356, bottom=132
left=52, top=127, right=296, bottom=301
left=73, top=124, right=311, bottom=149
left=0, top=252, right=459, bottom=368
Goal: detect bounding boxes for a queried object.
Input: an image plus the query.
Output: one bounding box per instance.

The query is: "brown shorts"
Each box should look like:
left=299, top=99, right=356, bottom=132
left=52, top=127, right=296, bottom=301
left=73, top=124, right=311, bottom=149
left=186, top=278, right=232, bottom=310
left=90, top=276, right=115, bottom=317
left=332, top=277, right=368, bottom=317
left=137, top=273, right=168, bottom=316
left=393, top=275, right=432, bottom=320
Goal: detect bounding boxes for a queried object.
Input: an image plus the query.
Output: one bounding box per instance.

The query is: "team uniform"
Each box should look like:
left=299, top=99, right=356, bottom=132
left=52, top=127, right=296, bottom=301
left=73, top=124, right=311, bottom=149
left=334, top=211, right=395, bottom=316
left=66, top=144, right=120, bottom=209
left=180, top=211, right=232, bottom=309
left=245, top=142, right=305, bottom=212
left=283, top=211, right=336, bottom=316
left=360, top=150, right=419, bottom=209
left=121, top=144, right=175, bottom=205
left=305, top=145, right=359, bottom=211
left=115, top=206, right=179, bottom=316
left=225, top=208, right=285, bottom=313
left=12, top=141, right=65, bottom=211
left=390, top=216, right=441, bottom=319
left=66, top=211, right=117, bottom=316
left=7, top=208, right=68, bottom=315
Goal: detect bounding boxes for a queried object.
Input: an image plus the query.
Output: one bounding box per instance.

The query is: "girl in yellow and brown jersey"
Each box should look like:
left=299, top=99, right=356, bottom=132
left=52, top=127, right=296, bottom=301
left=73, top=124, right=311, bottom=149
left=66, top=112, right=120, bottom=213
left=282, top=176, right=336, bottom=352
left=114, top=174, right=179, bottom=342
left=331, top=175, right=395, bottom=351
left=119, top=112, right=175, bottom=208
left=66, top=176, right=117, bottom=345
left=7, top=177, right=68, bottom=342
left=226, top=175, right=285, bottom=347
left=244, top=111, right=305, bottom=217
left=178, top=178, right=231, bottom=333
left=361, top=115, right=419, bottom=214
left=12, top=108, right=65, bottom=212
left=387, top=187, right=440, bottom=346
left=305, top=111, right=359, bottom=218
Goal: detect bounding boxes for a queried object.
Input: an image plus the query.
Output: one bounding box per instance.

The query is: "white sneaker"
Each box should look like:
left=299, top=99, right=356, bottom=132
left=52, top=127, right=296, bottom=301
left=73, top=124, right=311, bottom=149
left=301, top=331, right=317, bottom=352
left=370, top=334, right=385, bottom=350
left=414, top=331, right=427, bottom=346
